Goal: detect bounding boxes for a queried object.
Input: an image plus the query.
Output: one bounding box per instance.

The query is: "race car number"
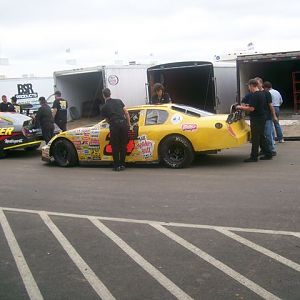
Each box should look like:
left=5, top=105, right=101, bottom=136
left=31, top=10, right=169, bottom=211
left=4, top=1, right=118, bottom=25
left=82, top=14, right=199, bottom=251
left=0, top=127, right=14, bottom=135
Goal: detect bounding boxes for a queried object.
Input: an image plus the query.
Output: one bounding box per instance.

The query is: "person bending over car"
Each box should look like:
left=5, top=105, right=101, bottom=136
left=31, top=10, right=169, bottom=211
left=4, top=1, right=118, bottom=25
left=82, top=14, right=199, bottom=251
left=36, top=97, right=55, bottom=144
left=150, top=83, right=171, bottom=104
left=101, top=88, right=131, bottom=171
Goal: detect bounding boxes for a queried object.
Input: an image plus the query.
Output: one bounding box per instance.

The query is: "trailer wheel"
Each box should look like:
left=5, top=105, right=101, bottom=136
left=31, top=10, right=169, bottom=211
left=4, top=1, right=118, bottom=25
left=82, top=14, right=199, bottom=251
left=159, top=135, right=194, bottom=168
left=52, top=139, right=78, bottom=167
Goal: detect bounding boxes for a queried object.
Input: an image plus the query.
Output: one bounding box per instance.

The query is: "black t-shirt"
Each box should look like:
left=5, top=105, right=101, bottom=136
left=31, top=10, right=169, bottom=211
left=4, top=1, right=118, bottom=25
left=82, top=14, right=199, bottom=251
left=263, top=90, right=272, bottom=120
left=150, top=93, right=171, bottom=104
left=101, top=98, right=126, bottom=124
left=36, top=104, right=54, bottom=127
left=13, top=104, right=22, bottom=114
left=248, top=91, right=266, bottom=120
left=0, top=102, right=15, bottom=112
left=52, top=98, right=68, bottom=123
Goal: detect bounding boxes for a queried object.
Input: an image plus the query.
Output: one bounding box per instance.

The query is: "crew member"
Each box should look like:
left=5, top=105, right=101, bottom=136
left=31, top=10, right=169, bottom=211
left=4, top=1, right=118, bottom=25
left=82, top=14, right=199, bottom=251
left=36, top=96, right=55, bottom=144
left=11, top=96, right=22, bottom=114
left=0, top=95, right=15, bottom=112
left=52, top=91, right=68, bottom=131
left=101, top=88, right=130, bottom=171
left=236, top=79, right=272, bottom=162
left=150, top=83, right=171, bottom=104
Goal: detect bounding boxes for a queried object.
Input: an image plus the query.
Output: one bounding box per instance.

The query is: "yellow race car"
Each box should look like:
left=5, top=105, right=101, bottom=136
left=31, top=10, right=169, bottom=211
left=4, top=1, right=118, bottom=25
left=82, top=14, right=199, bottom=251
left=42, top=104, right=250, bottom=168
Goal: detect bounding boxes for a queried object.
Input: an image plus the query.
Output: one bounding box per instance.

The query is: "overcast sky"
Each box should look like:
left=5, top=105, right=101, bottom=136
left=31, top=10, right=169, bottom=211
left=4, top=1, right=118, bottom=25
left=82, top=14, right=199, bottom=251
left=1, top=0, right=300, bottom=77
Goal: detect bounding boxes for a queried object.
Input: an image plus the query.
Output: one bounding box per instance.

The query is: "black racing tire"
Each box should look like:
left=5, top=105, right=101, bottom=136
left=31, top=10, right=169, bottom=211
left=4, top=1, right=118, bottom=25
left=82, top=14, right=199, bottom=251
left=52, top=139, right=78, bottom=167
left=159, top=135, right=194, bottom=168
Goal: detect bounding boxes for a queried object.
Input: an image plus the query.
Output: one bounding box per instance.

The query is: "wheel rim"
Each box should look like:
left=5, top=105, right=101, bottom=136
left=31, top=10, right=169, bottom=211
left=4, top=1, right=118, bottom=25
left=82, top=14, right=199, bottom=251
left=55, top=142, right=69, bottom=163
left=167, top=142, right=185, bottom=162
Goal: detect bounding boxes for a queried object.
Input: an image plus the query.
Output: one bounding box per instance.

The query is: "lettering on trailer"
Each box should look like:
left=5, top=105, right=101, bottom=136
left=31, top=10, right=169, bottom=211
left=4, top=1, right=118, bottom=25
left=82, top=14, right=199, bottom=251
left=0, top=127, right=14, bottom=135
left=15, top=83, right=38, bottom=100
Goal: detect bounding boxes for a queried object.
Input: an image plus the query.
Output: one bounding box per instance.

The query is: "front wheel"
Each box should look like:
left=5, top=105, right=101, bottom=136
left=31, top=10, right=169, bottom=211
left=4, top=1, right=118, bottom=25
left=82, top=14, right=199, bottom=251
left=52, top=139, right=78, bottom=167
left=159, top=135, right=194, bottom=168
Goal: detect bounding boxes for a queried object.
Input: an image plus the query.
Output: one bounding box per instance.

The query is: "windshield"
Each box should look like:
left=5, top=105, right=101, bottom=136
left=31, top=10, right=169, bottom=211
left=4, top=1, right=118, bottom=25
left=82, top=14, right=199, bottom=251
left=171, top=105, right=214, bottom=117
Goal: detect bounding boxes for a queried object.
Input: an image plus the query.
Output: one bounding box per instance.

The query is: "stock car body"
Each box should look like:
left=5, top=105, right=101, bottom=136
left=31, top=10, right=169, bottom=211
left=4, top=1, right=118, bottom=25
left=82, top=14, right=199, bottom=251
left=0, top=112, right=59, bottom=158
left=42, top=104, right=250, bottom=168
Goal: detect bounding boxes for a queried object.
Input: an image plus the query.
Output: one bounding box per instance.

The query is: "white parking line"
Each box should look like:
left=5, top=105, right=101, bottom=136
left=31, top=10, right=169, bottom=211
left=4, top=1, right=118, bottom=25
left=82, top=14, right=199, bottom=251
left=216, top=229, right=300, bottom=272
left=0, top=209, right=43, bottom=300
left=1, top=206, right=299, bottom=237
left=151, top=223, right=281, bottom=300
left=89, top=217, right=193, bottom=300
left=39, top=212, right=115, bottom=300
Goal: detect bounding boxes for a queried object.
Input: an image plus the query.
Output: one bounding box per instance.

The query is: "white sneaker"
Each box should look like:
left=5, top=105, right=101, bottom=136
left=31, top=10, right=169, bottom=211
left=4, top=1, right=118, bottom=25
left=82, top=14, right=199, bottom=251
left=279, top=139, right=285, bottom=143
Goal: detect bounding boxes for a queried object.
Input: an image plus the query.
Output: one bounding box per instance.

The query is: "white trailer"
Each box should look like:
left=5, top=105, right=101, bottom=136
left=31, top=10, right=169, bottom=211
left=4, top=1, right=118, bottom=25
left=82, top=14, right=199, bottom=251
left=147, top=61, right=237, bottom=113
left=237, top=51, right=300, bottom=112
left=54, top=64, right=151, bottom=119
left=0, top=77, right=54, bottom=111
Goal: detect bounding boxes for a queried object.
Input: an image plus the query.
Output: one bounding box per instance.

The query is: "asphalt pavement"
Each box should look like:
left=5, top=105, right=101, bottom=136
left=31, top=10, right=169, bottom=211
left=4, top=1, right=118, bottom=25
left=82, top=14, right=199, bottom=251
left=0, top=141, right=299, bottom=299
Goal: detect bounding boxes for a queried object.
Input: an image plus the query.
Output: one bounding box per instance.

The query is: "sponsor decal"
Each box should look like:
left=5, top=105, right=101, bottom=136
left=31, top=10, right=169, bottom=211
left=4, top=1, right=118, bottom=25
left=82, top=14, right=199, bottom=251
left=15, top=83, right=38, bottom=100
left=171, top=114, right=183, bottom=125
left=108, top=75, right=119, bottom=86
left=136, top=135, right=154, bottom=159
left=181, top=124, right=198, bottom=131
left=89, top=138, right=100, bottom=146
left=4, top=139, right=23, bottom=144
left=0, top=127, right=14, bottom=135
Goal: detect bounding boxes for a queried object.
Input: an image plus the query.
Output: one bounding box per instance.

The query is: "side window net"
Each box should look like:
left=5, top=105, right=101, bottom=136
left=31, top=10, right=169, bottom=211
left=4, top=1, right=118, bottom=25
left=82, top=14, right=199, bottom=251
left=145, top=109, right=169, bottom=125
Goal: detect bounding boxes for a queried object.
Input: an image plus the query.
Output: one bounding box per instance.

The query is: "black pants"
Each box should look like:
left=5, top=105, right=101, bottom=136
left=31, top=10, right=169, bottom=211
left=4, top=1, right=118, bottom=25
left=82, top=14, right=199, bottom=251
left=41, top=124, right=55, bottom=144
left=110, top=120, right=128, bottom=167
left=250, top=118, right=272, bottom=159
left=55, top=120, right=67, bottom=132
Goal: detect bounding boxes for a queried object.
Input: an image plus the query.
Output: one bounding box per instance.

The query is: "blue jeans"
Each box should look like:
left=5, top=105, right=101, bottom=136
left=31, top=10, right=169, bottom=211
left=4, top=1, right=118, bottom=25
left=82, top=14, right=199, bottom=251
left=264, top=119, right=275, bottom=152
left=273, top=106, right=283, bottom=141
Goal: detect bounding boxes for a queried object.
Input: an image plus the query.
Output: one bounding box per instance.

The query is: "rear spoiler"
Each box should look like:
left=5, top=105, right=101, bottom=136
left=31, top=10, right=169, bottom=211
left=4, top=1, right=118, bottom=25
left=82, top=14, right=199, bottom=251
left=226, top=104, right=245, bottom=124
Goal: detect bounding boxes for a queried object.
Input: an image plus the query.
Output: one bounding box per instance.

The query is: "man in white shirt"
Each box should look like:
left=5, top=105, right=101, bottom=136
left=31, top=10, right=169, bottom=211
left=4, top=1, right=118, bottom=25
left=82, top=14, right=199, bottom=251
left=263, top=81, right=284, bottom=143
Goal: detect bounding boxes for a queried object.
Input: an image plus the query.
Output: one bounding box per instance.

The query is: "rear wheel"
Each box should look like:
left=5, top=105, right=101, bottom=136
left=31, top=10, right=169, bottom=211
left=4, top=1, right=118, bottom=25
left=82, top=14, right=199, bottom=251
left=160, top=135, right=194, bottom=168
left=52, top=139, right=78, bottom=167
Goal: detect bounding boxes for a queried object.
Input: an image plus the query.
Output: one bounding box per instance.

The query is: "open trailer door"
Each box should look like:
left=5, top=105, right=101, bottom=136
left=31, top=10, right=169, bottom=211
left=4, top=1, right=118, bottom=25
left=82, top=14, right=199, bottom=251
left=147, top=62, right=216, bottom=113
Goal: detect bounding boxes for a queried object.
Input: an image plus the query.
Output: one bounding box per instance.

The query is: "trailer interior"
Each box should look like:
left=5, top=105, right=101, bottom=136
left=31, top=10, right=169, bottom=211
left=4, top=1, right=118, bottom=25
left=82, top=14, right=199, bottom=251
left=237, top=52, right=300, bottom=112
left=147, top=62, right=216, bottom=113
left=54, top=70, right=104, bottom=119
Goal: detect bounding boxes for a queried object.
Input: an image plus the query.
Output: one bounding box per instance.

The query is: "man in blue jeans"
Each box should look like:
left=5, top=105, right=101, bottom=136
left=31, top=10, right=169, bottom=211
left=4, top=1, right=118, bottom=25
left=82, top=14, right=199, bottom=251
left=263, top=81, right=284, bottom=143
left=255, top=78, right=278, bottom=156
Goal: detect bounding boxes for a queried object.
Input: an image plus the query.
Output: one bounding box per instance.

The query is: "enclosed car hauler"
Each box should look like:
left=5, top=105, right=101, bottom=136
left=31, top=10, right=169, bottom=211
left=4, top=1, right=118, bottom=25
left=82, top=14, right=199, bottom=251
left=237, top=51, right=300, bottom=112
left=147, top=61, right=236, bottom=113
left=54, top=64, right=150, bottom=119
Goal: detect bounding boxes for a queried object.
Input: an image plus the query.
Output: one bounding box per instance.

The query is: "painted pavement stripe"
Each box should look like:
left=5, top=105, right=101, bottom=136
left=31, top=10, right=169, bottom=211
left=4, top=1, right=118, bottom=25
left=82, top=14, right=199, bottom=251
left=89, top=217, right=193, bottom=300
left=216, top=229, right=300, bottom=272
left=0, top=206, right=299, bottom=237
left=39, top=212, right=115, bottom=300
left=0, top=209, right=43, bottom=300
left=151, top=223, right=281, bottom=300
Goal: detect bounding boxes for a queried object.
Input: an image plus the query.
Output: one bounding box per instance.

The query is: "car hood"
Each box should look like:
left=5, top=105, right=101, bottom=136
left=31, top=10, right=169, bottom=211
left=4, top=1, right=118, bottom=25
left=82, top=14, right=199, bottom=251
left=0, top=112, right=32, bottom=124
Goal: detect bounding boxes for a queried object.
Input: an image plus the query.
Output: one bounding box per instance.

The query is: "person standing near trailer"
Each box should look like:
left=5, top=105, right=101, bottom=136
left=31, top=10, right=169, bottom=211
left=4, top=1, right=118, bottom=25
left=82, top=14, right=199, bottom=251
left=0, top=95, right=15, bottom=112
left=236, top=79, right=272, bottom=162
left=36, top=97, right=55, bottom=144
left=101, top=88, right=131, bottom=171
left=150, top=83, right=171, bottom=104
left=52, top=91, right=68, bottom=131
left=255, top=77, right=277, bottom=156
left=11, top=96, right=22, bottom=114
left=263, top=81, right=284, bottom=143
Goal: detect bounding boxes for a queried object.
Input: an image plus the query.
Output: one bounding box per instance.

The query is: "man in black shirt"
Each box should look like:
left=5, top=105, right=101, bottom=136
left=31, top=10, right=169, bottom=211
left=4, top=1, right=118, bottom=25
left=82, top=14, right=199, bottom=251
left=36, top=97, right=55, bottom=144
left=52, top=91, right=68, bottom=131
left=0, top=95, right=15, bottom=112
left=101, top=88, right=131, bottom=171
left=150, top=83, right=171, bottom=104
left=11, top=97, right=22, bottom=114
left=237, top=79, right=272, bottom=162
